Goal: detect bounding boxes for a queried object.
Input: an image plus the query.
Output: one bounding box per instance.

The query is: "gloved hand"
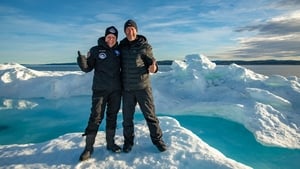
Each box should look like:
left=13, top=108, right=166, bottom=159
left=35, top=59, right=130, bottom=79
left=78, top=50, right=83, bottom=57
left=77, top=50, right=88, bottom=71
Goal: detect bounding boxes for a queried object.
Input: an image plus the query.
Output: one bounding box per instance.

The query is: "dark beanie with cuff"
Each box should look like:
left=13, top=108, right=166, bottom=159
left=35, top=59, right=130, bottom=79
left=124, top=19, right=138, bottom=32
left=105, top=26, right=118, bottom=39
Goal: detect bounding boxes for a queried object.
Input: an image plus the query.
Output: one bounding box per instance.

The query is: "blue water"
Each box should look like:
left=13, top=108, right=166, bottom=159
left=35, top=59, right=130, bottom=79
left=174, top=115, right=300, bottom=169
left=1, top=65, right=300, bottom=168
left=1, top=96, right=300, bottom=169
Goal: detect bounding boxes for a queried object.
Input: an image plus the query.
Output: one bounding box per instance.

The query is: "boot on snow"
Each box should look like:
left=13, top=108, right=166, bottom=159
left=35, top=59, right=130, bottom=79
left=107, top=143, right=121, bottom=153
left=106, top=129, right=121, bottom=153
left=79, top=134, right=96, bottom=161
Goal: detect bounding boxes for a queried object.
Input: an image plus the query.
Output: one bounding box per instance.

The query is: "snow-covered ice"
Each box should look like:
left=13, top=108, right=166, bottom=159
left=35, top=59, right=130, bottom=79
left=0, top=117, right=251, bottom=169
left=152, top=54, right=300, bottom=149
left=1, top=54, right=300, bottom=168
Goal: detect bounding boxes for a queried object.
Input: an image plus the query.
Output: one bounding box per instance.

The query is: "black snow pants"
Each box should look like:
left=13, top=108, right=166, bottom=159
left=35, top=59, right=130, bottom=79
left=84, top=89, right=121, bottom=136
left=122, top=87, right=163, bottom=146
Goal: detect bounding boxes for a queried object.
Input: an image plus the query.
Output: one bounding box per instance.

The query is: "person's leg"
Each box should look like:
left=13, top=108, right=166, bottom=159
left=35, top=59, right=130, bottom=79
left=80, top=91, right=106, bottom=161
left=122, top=90, right=137, bottom=152
left=105, top=90, right=121, bottom=152
left=137, top=88, right=167, bottom=152
left=79, top=134, right=96, bottom=161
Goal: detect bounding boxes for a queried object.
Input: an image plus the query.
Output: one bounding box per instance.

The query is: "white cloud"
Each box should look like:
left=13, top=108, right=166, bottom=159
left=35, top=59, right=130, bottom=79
left=229, top=10, right=300, bottom=60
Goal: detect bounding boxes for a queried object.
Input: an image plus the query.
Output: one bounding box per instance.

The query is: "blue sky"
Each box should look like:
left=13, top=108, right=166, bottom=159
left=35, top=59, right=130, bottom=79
left=0, top=0, right=300, bottom=64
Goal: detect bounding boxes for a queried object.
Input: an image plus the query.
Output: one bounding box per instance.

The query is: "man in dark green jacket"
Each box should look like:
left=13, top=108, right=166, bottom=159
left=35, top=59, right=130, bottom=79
left=77, top=26, right=122, bottom=161
left=119, top=19, right=167, bottom=153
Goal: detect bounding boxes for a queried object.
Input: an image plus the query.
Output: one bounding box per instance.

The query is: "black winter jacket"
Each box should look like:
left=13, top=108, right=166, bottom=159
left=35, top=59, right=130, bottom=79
left=77, top=37, right=121, bottom=91
left=119, top=35, right=158, bottom=90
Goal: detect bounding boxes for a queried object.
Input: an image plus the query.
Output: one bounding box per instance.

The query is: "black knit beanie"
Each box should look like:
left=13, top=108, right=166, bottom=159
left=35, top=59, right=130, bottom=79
left=124, top=19, right=138, bottom=32
left=105, top=26, right=118, bottom=39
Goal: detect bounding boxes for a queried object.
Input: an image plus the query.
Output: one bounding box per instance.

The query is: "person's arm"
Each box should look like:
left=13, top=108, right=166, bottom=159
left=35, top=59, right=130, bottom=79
left=143, top=44, right=159, bottom=73
left=77, top=50, right=93, bottom=72
left=149, top=60, right=158, bottom=73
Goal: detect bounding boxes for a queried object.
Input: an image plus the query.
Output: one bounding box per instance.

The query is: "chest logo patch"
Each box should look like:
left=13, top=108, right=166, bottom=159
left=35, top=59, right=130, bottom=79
left=98, top=52, right=107, bottom=59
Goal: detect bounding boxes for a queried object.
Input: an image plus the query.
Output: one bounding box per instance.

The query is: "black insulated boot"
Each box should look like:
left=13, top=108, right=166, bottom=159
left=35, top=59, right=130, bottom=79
left=155, top=141, right=167, bottom=152
left=106, top=129, right=121, bottom=153
left=123, top=143, right=133, bottom=153
left=79, top=134, right=96, bottom=161
left=107, top=143, right=122, bottom=153
left=79, top=149, right=93, bottom=161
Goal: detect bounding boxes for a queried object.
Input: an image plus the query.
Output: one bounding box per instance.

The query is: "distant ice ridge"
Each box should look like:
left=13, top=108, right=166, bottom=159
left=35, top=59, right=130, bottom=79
left=0, top=63, right=91, bottom=98
left=1, top=54, right=300, bottom=149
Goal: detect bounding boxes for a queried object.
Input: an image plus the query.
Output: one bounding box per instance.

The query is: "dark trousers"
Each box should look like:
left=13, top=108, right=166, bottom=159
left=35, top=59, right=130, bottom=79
left=122, top=87, right=163, bottom=146
left=84, top=89, right=121, bottom=136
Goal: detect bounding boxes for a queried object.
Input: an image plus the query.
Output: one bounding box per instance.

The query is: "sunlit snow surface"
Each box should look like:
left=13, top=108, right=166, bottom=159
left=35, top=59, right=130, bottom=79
left=1, top=54, right=300, bottom=168
left=0, top=117, right=250, bottom=169
left=152, top=55, right=300, bottom=149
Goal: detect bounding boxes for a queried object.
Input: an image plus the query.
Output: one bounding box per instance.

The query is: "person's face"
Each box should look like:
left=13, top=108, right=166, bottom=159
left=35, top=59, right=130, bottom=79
left=105, top=34, right=117, bottom=48
left=125, top=26, right=137, bottom=41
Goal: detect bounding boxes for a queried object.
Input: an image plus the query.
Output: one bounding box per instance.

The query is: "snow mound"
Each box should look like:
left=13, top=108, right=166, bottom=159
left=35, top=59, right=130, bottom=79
left=0, top=117, right=251, bottom=169
left=153, top=54, right=300, bottom=149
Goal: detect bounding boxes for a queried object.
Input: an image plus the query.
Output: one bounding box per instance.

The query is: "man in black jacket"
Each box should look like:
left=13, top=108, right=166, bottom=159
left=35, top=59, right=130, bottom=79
left=77, top=26, right=122, bottom=161
left=119, top=19, right=167, bottom=153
